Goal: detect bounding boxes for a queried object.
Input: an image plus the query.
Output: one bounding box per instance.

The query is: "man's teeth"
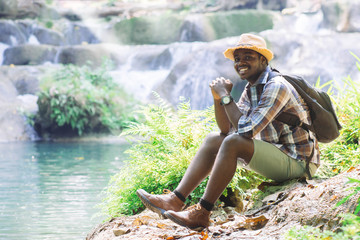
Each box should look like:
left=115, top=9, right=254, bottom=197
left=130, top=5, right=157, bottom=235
left=240, top=68, right=248, bottom=73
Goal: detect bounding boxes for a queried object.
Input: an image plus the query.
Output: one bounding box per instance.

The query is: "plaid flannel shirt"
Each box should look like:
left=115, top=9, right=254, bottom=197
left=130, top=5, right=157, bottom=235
left=237, top=66, right=320, bottom=165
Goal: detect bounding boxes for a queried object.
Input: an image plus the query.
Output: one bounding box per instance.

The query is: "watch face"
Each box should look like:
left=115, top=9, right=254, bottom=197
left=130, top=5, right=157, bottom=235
left=223, top=96, right=231, bottom=104
left=221, top=96, right=232, bottom=105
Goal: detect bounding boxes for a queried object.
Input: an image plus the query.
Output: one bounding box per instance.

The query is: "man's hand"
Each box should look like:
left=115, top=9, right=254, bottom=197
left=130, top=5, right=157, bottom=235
left=209, top=77, right=233, bottom=100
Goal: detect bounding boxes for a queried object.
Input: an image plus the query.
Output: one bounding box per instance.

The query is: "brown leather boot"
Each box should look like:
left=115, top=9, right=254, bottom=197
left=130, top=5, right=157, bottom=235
left=136, top=189, right=185, bottom=217
left=164, top=204, right=211, bottom=231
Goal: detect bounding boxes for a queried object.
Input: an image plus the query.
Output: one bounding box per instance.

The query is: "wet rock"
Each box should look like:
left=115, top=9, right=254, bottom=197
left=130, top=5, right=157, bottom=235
left=0, top=71, right=18, bottom=99
left=3, top=44, right=57, bottom=65
left=0, top=20, right=27, bottom=46
left=206, top=10, right=275, bottom=40
left=0, top=66, right=47, bottom=142
left=206, top=0, right=259, bottom=11
left=347, top=1, right=360, bottom=32
left=2, top=65, right=43, bottom=95
left=129, top=46, right=172, bottom=71
left=260, top=0, right=287, bottom=11
left=113, top=10, right=275, bottom=44
left=16, top=0, right=60, bottom=20
left=0, top=0, right=18, bottom=18
left=33, top=26, right=65, bottom=46
left=60, top=10, right=82, bottom=22
left=61, top=22, right=100, bottom=45
left=179, top=14, right=210, bottom=42
left=0, top=70, right=34, bottom=142
left=56, top=44, right=113, bottom=67
left=114, top=14, right=185, bottom=45
left=262, top=31, right=360, bottom=87
left=321, top=0, right=360, bottom=32
left=17, top=94, right=38, bottom=114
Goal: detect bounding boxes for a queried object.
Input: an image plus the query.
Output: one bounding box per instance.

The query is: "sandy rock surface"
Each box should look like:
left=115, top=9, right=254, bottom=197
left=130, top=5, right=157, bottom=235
left=87, top=165, right=360, bottom=240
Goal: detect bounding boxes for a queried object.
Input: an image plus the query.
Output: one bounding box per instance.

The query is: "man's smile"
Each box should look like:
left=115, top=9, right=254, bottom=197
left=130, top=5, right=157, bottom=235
left=237, top=66, right=249, bottom=75
left=239, top=67, right=248, bottom=73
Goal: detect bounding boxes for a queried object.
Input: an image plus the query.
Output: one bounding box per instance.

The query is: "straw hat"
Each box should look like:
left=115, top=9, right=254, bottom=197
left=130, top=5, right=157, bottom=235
left=223, top=34, right=273, bottom=62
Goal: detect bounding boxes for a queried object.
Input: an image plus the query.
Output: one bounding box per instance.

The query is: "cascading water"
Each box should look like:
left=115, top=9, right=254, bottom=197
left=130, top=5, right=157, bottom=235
left=110, top=39, right=242, bottom=110
left=1, top=1, right=360, bottom=141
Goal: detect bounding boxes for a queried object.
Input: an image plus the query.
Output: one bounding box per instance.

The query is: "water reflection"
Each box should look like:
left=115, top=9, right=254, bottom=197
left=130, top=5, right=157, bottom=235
left=0, top=141, right=129, bottom=240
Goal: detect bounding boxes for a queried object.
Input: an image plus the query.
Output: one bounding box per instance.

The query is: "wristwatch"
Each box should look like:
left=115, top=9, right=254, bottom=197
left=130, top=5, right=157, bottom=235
left=220, top=95, right=233, bottom=106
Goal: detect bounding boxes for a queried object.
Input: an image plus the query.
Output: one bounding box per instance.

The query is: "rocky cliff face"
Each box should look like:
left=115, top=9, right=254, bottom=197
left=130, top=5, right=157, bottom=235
left=1, top=0, right=360, bottom=141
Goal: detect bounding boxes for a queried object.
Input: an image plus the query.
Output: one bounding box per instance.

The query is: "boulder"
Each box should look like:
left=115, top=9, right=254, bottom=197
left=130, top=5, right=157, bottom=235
left=61, top=22, right=100, bottom=45
left=129, top=45, right=172, bottom=71
left=114, top=13, right=185, bottom=45
left=262, top=30, right=360, bottom=86
left=0, top=20, right=27, bottom=46
left=56, top=44, right=113, bottom=67
left=17, top=0, right=60, bottom=20
left=1, top=66, right=43, bottom=95
left=206, top=0, right=259, bottom=11
left=260, top=0, right=287, bottom=11
left=321, top=0, right=360, bottom=32
left=0, top=0, right=17, bottom=18
left=203, top=0, right=293, bottom=12
left=60, top=10, right=82, bottom=22
left=205, top=10, right=275, bottom=40
left=113, top=10, right=275, bottom=44
left=3, top=44, right=57, bottom=65
left=15, top=19, right=34, bottom=40
left=0, top=71, right=30, bottom=142
left=0, top=102, right=31, bottom=142
left=9, top=19, right=97, bottom=46
left=345, top=1, right=360, bottom=32
left=179, top=14, right=211, bottom=42
left=33, top=26, right=65, bottom=46
left=0, top=71, right=18, bottom=99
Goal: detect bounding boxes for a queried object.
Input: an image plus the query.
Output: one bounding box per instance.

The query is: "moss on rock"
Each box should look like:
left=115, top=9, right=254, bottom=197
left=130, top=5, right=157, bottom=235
left=114, top=13, right=185, bottom=44
left=113, top=10, right=275, bottom=45
left=206, top=10, right=275, bottom=40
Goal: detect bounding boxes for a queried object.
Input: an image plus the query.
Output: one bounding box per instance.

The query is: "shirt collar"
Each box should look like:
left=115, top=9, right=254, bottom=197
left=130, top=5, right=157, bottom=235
left=253, top=66, right=271, bottom=86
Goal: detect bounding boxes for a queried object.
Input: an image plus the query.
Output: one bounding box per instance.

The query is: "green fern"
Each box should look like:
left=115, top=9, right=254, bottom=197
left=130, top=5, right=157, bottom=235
left=100, top=94, right=265, bottom=217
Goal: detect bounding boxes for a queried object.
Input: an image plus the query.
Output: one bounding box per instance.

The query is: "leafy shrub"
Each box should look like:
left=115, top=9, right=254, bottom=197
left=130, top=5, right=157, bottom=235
left=316, top=55, right=360, bottom=177
left=35, top=59, right=138, bottom=135
left=100, top=94, right=265, bottom=217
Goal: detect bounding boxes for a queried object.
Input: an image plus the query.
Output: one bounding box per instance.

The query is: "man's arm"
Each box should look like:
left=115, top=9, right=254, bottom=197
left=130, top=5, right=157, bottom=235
left=210, top=77, right=242, bottom=134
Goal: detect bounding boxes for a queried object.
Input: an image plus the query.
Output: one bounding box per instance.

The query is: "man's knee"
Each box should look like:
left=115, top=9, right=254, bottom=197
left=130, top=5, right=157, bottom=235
left=222, top=134, right=254, bottom=158
left=223, top=133, right=249, bottom=146
left=203, top=132, right=226, bottom=149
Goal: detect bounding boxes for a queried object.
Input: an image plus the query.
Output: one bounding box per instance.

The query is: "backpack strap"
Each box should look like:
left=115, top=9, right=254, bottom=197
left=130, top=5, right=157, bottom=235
left=305, top=147, right=314, bottom=180
left=246, top=69, right=315, bottom=179
left=269, top=69, right=314, bottom=180
left=268, top=70, right=312, bottom=132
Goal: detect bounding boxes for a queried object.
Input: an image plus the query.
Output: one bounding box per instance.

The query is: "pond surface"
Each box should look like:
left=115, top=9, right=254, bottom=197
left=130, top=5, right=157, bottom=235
left=0, top=141, right=130, bottom=240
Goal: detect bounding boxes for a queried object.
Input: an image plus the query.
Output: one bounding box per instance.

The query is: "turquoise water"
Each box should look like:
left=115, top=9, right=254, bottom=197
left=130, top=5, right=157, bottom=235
left=0, top=141, right=130, bottom=240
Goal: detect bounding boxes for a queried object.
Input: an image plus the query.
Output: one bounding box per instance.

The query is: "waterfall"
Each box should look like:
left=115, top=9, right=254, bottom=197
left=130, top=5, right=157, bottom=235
left=2, top=0, right=360, bottom=142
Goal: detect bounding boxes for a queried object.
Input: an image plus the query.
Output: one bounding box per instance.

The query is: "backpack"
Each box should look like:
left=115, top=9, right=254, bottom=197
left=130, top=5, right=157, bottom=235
left=269, top=69, right=342, bottom=143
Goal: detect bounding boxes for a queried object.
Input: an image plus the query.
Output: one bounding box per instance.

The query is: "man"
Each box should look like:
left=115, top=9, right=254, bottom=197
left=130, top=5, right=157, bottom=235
left=136, top=33, right=320, bottom=230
